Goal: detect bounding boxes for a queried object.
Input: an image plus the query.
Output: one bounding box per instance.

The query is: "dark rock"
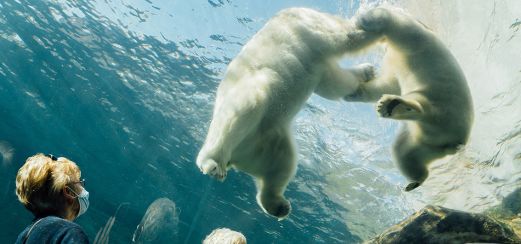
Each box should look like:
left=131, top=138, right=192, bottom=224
left=501, top=188, right=521, bottom=215
left=368, top=205, right=521, bottom=244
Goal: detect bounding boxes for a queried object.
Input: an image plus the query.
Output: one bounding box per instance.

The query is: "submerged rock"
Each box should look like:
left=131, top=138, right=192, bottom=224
left=486, top=188, right=521, bottom=238
left=368, top=205, right=521, bottom=244
left=132, top=198, right=179, bottom=244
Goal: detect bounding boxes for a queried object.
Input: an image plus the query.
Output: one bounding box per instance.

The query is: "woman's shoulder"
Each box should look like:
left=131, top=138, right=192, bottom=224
left=43, top=216, right=89, bottom=242
left=16, top=216, right=89, bottom=244
left=41, top=216, right=78, bottom=226
left=29, top=216, right=80, bottom=231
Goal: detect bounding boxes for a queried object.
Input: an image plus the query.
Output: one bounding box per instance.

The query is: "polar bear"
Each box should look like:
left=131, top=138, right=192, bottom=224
left=344, top=7, right=474, bottom=191
left=196, top=8, right=374, bottom=218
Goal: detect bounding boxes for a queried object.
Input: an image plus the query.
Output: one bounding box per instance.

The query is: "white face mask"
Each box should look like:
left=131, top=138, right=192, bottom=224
left=76, top=188, right=90, bottom=217
left=69, top=187, right=90, bottom=217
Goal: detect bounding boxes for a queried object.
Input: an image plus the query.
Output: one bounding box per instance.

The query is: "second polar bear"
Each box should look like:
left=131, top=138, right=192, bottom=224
left=196, top=8, right=374, bottom=218
left=345, top=7, right=474, bottom=191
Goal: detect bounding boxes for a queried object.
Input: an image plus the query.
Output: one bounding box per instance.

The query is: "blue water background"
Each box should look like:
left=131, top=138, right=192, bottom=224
left=0, top=0, right=409, bottom=243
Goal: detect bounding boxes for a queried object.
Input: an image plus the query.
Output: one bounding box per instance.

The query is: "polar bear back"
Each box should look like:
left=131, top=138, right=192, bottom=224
left=243, top=8, right=355, bottom=60
left=214, top=8, right=359, bottom=126
left=223, top=8, right=355, bottom=83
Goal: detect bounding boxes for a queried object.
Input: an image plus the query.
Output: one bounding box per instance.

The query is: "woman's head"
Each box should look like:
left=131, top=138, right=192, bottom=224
left=203, top=228, right=247, bottom=244
left=15, top=153, right=84, bottom=220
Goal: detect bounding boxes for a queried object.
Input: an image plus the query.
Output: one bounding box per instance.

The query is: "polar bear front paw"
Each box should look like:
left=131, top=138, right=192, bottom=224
left=405, top=182, right=421, bottom=191
left=356, top=63, right=376, bottom=83
left=356, top=8, right=393, bottom=33
left=376, top=94, right=402, bottom=117
left=198, top=158, right=227, bottom=181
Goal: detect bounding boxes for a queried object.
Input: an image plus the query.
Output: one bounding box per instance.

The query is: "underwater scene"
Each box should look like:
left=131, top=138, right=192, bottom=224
left=1, top=0, right=520, bottom=243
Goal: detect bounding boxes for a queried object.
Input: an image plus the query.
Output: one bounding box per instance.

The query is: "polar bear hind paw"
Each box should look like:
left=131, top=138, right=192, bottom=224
left=376, top=94, right=402, bottom=117
left=260, top=196, right=291, bottom=219
left=274, top=201, right=291, bottom=220
left=268, top=200, right=291, bottom=220
left=357, top=63, right=376, bottom=83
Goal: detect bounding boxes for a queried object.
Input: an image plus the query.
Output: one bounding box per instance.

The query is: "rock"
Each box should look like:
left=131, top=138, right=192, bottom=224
left=132, top=198, right=179, bottom=244
left=368, top=205, right=521, bottom=244
left=487, top=188, right=521, bottom=238
left=500, top=188, right=521, bottom=216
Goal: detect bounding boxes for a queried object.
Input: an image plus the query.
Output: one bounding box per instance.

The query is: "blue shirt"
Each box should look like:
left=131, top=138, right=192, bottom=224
left=15, top=216, right=89, bottom=244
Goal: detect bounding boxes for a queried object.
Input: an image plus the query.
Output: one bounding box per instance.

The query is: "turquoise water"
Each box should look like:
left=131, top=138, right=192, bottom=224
left=2, top=0, right=520, bottom=243
left=0, top=0, right=375, bottom=243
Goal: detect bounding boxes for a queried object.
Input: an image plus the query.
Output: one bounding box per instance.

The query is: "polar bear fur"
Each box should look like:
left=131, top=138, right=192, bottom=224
left=196, top=8, right=374, bottom=218
left=345, top=7, right=474, bottom=191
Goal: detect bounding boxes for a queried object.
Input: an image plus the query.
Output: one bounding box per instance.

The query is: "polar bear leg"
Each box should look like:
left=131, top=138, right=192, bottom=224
left=314, top=61, right=375, bottom=100
left=255, top=132, right=296, bottom=219
left=345, top=28, right=383, bottom=53
left=344, top=73, right=400, bottom=102
left=198, top=109, right=263, bottom=180
left=393, top=127, right=446, bottom=191
left=197, top=73, right=272, bottom=180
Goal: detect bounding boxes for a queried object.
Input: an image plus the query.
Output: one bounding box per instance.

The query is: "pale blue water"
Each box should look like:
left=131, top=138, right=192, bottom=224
left=2, top=0, right=520, bottom=243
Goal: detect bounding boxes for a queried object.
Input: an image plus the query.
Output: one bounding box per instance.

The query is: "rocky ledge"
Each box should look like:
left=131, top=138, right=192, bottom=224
left=368, top=205, right=521, bottom=244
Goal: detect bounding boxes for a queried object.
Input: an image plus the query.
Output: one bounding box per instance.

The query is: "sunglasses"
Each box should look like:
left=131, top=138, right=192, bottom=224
left=70, top=179, right=86, bottom=187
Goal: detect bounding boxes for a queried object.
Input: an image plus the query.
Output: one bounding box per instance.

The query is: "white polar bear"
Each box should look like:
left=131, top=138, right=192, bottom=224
left=345, top=7, right=474, bottom=191
left=196, top=8, right=374, bottom=218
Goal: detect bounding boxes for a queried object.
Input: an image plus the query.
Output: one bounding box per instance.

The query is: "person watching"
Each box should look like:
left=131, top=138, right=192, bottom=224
left=15, top=153, right=90, bottom=244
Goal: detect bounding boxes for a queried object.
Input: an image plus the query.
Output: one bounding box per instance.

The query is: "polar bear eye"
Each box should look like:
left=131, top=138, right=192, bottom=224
left=406, top=108, right=413, bottom=111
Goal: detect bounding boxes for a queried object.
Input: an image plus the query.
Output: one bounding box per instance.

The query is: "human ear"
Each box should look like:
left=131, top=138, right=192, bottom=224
left=63, top=187, right=76, bottom=202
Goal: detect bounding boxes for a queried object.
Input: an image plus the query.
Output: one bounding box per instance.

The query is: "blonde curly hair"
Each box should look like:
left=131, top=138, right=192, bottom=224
left=15, top=153, right=81, bottom=217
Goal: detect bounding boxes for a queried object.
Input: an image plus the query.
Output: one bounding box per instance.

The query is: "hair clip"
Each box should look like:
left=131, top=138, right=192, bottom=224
left=45, top=154, right=58, bottom=161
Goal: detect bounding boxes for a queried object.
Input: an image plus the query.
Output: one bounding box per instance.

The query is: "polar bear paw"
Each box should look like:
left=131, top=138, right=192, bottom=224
left=405, top=182, right=421, bottom=192
left=274, top=200, right=291, bottom=220
left=258, top=195, right=291, bottom=219
left=356, top=63, right=376, bottom=83
left=376, top=94, right=402, bottom=117
left=269, top=199, right=291, bottom=220
left=343, top=64, right=375, bottom=102
left=197, top=158, right=227, bottom=181
left=356, top=8, right=393, bottom=33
